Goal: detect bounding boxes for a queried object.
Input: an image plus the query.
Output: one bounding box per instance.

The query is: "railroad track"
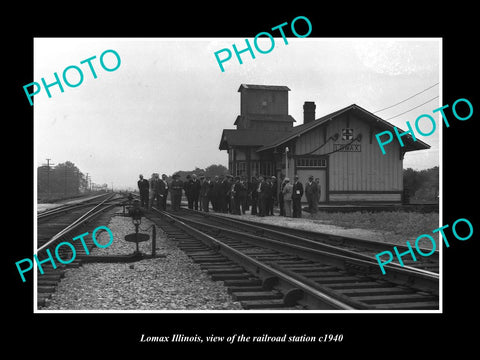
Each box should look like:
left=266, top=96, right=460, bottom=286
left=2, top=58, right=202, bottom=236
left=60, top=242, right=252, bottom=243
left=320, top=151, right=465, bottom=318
left=176, top=208, right=440, bottom=274
left=145, top=207, right=439, bottom=310
left=36, top=192, right=126, bottom=308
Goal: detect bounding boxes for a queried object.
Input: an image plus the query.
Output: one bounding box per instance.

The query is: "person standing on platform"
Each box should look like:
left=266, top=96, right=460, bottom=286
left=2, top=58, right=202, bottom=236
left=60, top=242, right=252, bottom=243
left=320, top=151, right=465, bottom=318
left=249, top=176, right=259, bottom=215
left=239, top=176, right=248, bottom=214
left=212, top=175, right=220, bottom=212
left=270, top=176, right=278, bottom=215
left=231, top=176, right=242, bottom=215
left=199, top=175, right=205, bottom=211
left=160, top=174, right=169, bottom=210
left=305, top=175, right=319, bottom=216
left=292, top=175, right=304, bottom=218
left=190, top=174, right=201, bottom=210
left=264, top=177, right=273, bottom=216
left=184, top=175, right=192, bottom=209
left=216, top=175, right=226, bottom=212
left=282, top=178, right=293, bottom=217
left=170, top=173, right=183, bottom=211
left=200, top=176, right=213, bottom=212
left=279, top=176, right=286, bottom=216
left=148, top=173, right=161, bottom=210
left=315, top=177, right=321, bottom=207
left=137, top=174, right=149, bottom=208
left=258, top=176, right=269, bottom=217
left=223, top=175, right=233, bottom=213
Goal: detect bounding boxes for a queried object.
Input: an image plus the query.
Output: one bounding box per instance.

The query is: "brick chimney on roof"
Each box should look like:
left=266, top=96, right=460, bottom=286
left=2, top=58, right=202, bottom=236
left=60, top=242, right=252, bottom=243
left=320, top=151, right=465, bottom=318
left=303, top=101, right=316, bottom=124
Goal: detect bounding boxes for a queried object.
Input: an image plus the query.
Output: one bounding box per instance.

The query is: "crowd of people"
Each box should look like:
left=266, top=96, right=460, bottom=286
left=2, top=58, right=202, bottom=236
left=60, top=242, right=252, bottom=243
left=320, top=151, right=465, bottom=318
left=137, top=173, right=321, bottom=217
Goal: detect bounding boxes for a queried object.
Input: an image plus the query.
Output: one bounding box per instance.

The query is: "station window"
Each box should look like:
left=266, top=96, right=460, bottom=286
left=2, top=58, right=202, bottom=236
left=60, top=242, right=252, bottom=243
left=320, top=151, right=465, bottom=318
left=236, top=162, right=247, bottom=177
left=296, top=158, right=326, bottom=168
left=250, top=161, right=275, bottom=177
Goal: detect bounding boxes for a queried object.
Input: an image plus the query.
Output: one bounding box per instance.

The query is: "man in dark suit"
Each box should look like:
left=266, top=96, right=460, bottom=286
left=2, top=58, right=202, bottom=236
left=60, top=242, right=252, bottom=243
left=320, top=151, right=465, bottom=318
left=160, top=174, right=169, bottom=210
left=230, top=176, right=242, bottom=215
left=170, top=173, right=183, bottom=211
left=137, top=174, right=149, bottom=208
left=223, top=175, right=233, bottom=213
left=184, top=175, right=192, bottom=209
left=264, top=177, right=273, bottom=216
left=190, top=174, right=201, bottom=210
left=292, top=175, right=304, bottom=218
left=305, top=175, right=319, bottom=216
left=239, top=177, right=248, bottom=214
left=249, top=176, right=258, bottom=215
left=258, top=176, right=269, bottom=217
left=200, top=176, right=213, bottom=212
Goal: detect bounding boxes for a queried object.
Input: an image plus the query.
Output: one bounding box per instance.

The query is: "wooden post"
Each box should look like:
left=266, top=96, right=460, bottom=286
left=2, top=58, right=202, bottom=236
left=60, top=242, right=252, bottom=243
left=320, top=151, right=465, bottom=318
left=151, top=225, right=156, bottom=257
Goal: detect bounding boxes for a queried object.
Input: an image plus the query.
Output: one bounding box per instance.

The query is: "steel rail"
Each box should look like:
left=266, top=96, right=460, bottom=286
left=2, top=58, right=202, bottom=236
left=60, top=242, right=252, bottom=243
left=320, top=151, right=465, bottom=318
left=181, top=208, right=440, bottom=260
left=153, top=208, right=356, bottom=310
left=165, top=210, right=439, bottom=295
left=37, top=193, right=118, bottom=253
left=37, top=193, right=116, bottom=219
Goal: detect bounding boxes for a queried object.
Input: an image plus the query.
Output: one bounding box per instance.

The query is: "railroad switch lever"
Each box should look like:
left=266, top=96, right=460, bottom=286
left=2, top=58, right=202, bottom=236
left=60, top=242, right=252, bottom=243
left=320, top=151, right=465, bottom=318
left=124, top=199, right=149, bottom=254
left=128, top=199, right=144, bottom=221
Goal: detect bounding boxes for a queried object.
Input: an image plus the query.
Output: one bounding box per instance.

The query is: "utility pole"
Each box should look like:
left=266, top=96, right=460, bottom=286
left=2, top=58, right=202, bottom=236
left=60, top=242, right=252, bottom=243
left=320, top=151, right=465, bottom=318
left=43, top=158, right=55, bottom=197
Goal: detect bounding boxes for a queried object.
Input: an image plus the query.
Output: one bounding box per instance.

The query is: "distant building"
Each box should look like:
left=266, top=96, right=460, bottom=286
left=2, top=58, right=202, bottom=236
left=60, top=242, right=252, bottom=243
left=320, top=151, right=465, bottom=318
left=219, top=84, right=430, bottom=203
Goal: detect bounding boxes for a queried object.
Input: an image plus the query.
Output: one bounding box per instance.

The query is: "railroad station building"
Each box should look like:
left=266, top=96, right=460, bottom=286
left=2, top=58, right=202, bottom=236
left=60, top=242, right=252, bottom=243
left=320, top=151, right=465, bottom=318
left=219, top=84, right=430, bottom=204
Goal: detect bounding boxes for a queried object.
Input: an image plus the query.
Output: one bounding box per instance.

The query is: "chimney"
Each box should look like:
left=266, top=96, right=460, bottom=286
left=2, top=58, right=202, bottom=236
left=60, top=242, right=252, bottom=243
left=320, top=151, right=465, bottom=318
left=303, top=101, right=316, bottom=124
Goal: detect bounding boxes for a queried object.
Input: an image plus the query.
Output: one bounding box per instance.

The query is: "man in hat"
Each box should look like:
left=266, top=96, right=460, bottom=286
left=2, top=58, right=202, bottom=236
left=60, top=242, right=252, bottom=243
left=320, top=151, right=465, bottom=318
left=212, top=175, right=221, bottom=211
left=270, top=175, right=278, bottom=216
left=184, top=174, right=192, bottom=209
left=279, top=175, right=286, bottom=216
left=230, top=176, right=242, bottom=215
left=249, top=175, right=259, bottom=215
left=292, top=175, right=304, bottom=218
left=239, top=176, right=248, bottom=214
left=137, top=174, right=149, bottom=208
left=170, top=173, right=184, bottom=211
left=282, top=177, right=293, bottom=217
left=264, top=176, right=273, bottom=216
left=148, top=173, right=161, bottom=210
left=190, top=174, right=201, bottom=210
left=159, top=174, right=169, bottom=210
left=200, top=175, right=213, bottom=212
left=223, top=174, right=233, bottom=213
left=198, top=175, right=205, bottom=211
left=305, top=175, right=319, bottom=215
left=257, top=175, right=269, bottom=217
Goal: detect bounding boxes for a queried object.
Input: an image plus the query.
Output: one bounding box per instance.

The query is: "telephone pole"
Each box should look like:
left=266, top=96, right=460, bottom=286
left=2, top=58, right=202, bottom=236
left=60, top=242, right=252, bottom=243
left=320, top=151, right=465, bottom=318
left=43, top=158, right=55, bottom=197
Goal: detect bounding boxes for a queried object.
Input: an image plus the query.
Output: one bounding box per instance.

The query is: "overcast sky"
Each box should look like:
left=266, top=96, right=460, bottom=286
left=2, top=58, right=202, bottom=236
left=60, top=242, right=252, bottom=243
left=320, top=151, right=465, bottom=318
left=34, top=38, right=441, bottom=190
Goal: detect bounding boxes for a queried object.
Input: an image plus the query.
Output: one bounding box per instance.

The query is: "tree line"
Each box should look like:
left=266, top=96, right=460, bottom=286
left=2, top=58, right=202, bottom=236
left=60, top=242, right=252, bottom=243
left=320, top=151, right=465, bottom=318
left=37, top=161, right=107, bottom=197
left=403, top=166, right=439, bottom=201
left=164, top=164, right=229, bottom=182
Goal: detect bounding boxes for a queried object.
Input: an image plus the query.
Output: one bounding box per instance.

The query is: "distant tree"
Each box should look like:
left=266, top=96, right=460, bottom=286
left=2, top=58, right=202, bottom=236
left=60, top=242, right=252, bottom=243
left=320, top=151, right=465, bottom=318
left=170, top=164, right=229, bottom=180
left=204, top=164, right=229, bottom=178
left=38, top=161, right=85, bottom=195
left=403, top=166, right=439, bottom=201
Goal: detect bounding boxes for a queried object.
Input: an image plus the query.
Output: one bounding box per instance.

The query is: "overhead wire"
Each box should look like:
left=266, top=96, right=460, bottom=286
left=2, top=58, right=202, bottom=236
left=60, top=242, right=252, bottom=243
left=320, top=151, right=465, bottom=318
left=373, top=82, right=439, bottom=114
left=383, top=96, right=439, bottom=121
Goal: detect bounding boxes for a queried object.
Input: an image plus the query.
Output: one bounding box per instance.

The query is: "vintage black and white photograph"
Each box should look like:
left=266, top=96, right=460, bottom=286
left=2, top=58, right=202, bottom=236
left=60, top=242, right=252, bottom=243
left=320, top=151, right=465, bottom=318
left=33, top=37, right=442, bottom=313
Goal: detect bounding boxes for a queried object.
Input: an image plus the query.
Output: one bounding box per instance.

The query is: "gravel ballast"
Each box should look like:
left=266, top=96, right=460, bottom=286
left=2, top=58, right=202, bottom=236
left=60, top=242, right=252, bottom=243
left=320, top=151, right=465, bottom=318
left=43, top=209, right=242, bottom=311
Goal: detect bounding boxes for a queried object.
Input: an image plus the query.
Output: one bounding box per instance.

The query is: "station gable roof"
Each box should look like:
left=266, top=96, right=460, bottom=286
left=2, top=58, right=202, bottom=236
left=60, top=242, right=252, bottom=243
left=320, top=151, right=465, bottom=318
left=256, top=104, right=430, bottom=153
